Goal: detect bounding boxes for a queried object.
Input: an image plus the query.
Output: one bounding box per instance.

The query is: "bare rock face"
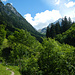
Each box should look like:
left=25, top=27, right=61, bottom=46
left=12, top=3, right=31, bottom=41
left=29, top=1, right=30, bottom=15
left=0, top=1, right=21, bottom=17
left=5, top=3, right=21, bottom=17
left=0, top=0, right=4, bottom=7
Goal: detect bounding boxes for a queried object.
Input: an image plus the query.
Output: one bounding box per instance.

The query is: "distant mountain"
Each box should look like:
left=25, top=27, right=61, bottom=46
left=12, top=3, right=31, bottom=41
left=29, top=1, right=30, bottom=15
left=0, top=1, right=43, bottom=41
left=38, top=27, right=47, bottom=34
left=48, top=18, right=62, bottom=27
left=38, top=18, right=62, bottom=34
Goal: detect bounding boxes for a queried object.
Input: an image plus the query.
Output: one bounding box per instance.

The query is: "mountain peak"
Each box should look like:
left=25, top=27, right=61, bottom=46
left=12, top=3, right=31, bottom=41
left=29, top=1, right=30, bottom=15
left=48, top=18, right=62, bottom=27
left=6, top=3, right=16, bottom=12
left=0, top=0, right=4, bottom=6
left=5, top=3, right=21, bottom=17
left=6, top=3, right=12, bottom=7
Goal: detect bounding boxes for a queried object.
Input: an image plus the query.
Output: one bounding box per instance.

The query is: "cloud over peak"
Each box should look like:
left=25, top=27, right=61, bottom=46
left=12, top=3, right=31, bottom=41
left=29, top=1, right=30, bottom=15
left=24, top=10, right=61, bottom=30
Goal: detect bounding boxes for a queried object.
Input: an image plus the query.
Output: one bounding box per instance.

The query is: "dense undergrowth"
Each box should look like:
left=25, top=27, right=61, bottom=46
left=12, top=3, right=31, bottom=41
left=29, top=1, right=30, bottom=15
left=0, top=24, right=75, bottom=75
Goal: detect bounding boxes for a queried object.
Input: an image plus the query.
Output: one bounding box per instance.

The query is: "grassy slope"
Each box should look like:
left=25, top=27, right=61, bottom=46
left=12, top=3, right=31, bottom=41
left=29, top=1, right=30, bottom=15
left=0, top=64, right=21, bottom=75
left=0, top=64, right=11, bottom=75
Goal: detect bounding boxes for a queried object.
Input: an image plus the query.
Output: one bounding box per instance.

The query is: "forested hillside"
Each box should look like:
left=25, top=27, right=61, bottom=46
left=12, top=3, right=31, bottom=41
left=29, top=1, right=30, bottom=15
left=0, top=1, right=43, bottom=42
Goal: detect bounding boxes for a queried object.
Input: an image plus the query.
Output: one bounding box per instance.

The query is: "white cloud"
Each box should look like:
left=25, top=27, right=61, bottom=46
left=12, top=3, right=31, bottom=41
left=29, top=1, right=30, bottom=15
left=2, top=0, right=7, bottom=2
left=55, top=0, right=60, bottom=5
left=64, top=10, right=75, bottom=21
left=65, top=1, right=75, bottom=8
left=41, top=0, right=75, bottom=26
left=24, top=10, right=62, bottom=30
left=24, top=14, right=36, bottom=25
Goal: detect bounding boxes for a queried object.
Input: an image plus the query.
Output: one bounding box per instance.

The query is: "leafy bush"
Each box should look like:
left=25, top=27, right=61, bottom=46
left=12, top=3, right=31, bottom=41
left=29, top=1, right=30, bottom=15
left=38, top=38, right=75, bottom=75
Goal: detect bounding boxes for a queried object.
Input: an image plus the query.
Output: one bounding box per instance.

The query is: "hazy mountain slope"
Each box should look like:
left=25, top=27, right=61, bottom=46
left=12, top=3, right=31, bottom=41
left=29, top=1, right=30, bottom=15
left=38, top=27, right=47, bottom=34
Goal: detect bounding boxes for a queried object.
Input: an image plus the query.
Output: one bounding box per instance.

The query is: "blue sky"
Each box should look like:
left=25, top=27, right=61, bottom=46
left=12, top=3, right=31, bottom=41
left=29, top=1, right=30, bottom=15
left=2, top=0, right=75, bottom=30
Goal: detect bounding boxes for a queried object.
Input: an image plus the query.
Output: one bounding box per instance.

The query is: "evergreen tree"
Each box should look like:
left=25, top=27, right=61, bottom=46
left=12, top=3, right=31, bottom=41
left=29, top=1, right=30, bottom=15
left=68, top=17, right=72, bottom=28
left=50, top=23, right=56, bottom=38
left=55, top=22, right=61, bottom=34
left=61, top=16, right=69, bottom=32
left=46, top=26, right=50, bottom=38
left=64, top=16, right=68, bottom=32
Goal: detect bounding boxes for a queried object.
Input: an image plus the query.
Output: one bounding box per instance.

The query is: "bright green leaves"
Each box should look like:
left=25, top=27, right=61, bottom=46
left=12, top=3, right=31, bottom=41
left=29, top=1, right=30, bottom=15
left=20, top=55, right=39, bottom=75
left=0, top=25, right=6, bottom=45
left=38, top=38, right=75, bottom=75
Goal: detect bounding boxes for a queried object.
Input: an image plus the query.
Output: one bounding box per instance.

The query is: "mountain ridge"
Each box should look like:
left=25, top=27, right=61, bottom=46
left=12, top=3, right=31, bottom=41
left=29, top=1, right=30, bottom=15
left=5, top=3, right=21, bottom=17
left=0, top=1, right=43, bottom=42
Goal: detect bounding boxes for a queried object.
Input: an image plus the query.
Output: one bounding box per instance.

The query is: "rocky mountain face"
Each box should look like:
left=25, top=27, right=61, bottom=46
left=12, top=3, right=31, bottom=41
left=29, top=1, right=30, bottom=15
left=0, top=1, right=22, bottom=17
left=38, top=18, right=62, bottom=34
left=5, top=3, right=21, bottom=17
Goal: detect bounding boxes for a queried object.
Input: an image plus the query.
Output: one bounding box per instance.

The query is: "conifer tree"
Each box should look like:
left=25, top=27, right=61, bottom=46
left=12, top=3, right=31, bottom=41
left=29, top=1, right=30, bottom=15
left=61, top=16, right=69, bottom=32
left=46, top=26, right=50, bottom=38
left=50, top=23, right=56, bottom=38
left=55, top=22, right=61, bottom=34
left=68, top=17, right=72, bottom=28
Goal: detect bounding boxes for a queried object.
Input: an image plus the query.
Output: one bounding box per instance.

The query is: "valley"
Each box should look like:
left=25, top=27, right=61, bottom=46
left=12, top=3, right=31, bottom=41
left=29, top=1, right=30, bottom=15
left=0, top=0, right=75, bottom=75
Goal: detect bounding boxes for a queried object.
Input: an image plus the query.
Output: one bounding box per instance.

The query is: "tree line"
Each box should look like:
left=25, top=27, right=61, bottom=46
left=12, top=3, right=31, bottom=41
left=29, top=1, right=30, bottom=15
left=46, top=16, right=73, bottom=38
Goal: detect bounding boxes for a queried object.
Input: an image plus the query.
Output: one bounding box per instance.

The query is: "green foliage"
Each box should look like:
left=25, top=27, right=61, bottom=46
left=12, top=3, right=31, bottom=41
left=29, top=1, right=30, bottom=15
left=55, top=22, right=61, bottom=34
left=0, top=64, right=11, bottom=75
left=5, top=65, right=21, bottom=75
left=46, top=26, right=50, bottom=38
left=0, top=64, right=21, bottom=75
left=20, top=54, right=39, bottom=75
left=46, top=16, right=72, bottom=38
left=7, top=29, right=42, bottom=60
left=0, top=25, right=6, bottom=59
left=7, top=29, right=43, bottom=75
left=61, top=16, right=72, bottom=33
left=0, top=25, right=6, bottom=45
left=38, top=38, right=75, bottom=75
left=0, top=25, right=75, bottom=75
left=56, top=23, right=75, bottom=46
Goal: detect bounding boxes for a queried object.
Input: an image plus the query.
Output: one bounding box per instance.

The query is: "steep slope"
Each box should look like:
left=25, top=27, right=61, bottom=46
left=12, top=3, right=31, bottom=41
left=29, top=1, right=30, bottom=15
left=0, top=1, right=43, bottom=41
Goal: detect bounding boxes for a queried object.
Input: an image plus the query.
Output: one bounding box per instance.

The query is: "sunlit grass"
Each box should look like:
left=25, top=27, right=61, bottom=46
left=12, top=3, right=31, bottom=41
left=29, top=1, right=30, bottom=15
left=0, top=64, right=11, bottom=75
left=0, top=64, right=21, bottom=75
